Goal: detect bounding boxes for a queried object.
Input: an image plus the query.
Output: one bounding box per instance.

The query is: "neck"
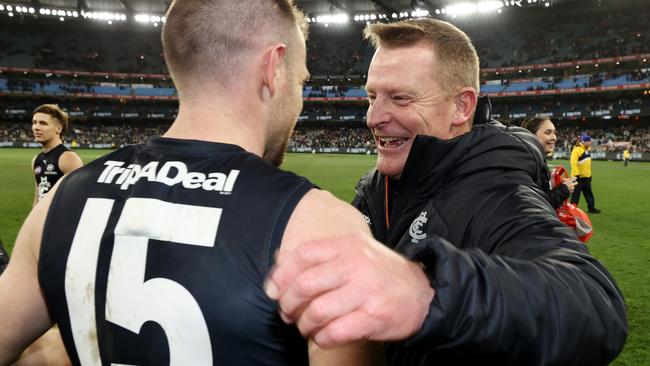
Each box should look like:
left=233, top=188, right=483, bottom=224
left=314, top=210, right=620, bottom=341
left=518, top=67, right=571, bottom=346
left=163, top=97, right=265, bottom=157
left=42, top=138, right=62, bottom=153
left=449, top=123, right=472, bottom=139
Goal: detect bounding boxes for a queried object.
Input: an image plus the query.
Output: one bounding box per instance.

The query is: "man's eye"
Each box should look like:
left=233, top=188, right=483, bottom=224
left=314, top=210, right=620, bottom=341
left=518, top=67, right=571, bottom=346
left=393, top=96, right=409, bottom=104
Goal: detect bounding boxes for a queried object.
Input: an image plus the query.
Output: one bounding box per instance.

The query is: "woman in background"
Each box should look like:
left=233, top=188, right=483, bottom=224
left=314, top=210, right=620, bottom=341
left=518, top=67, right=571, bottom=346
left=522, top=116, right=577, bottom=209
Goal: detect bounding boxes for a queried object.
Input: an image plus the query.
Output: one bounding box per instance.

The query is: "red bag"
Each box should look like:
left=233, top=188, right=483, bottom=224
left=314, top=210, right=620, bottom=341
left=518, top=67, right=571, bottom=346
left=551, top=166, right=593, bottom=243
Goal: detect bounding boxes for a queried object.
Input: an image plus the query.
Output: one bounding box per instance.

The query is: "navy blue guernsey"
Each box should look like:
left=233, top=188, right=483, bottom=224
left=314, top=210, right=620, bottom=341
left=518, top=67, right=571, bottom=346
left=33, top=143, right=70, bottom=200
left=38, top=137, right=314, bottom=366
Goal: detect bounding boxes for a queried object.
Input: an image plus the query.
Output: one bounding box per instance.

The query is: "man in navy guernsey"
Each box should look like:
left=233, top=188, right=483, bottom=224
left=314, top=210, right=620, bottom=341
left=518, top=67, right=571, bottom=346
left=31, top=104, right=83, bottom=206
left=0, top=0, right=384, bottom=364
left=267, top=19, right=627, bottom=364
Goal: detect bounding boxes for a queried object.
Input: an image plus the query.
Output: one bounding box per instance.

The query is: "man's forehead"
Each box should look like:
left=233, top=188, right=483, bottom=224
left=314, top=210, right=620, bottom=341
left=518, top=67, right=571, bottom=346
left=373, top=43, right=436, bottom=67
left=33, top=113, right=55, bottom=122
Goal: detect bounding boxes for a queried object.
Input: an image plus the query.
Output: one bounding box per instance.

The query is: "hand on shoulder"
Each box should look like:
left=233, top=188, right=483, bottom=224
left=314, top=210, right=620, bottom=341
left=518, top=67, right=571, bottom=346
left=268, top=189, right=434, bottom=347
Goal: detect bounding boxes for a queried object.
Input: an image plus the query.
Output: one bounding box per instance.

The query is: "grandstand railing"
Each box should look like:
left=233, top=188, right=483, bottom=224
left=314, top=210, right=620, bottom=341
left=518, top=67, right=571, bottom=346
left=2, top=141, right=648, bottom=161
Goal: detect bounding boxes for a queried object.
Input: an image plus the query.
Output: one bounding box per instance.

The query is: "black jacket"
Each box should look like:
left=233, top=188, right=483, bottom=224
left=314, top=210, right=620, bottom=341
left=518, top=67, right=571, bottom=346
left=352, top=121, right=626, bottom=365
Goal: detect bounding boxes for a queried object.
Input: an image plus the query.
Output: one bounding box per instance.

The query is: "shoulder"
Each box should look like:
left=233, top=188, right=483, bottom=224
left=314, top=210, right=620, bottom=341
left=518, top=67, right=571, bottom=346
left=460, top=122, right=544, bottom=171
left=58, top=150, right=84, bottom=174
left=354, top=168, right=380, bottom=193
left=282, top=189, right=371, bottom=252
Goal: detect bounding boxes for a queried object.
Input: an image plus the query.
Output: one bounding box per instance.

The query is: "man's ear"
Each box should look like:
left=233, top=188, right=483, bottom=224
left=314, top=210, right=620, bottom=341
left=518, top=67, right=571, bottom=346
left=261, top=43, right=288, bottom=99
left=451, top=87, right=478, bottom=126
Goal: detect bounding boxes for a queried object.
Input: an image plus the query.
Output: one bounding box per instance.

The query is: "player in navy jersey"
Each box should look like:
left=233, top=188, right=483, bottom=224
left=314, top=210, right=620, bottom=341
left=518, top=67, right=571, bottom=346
left=0, top=0, right=388, bottom=365
left=31, top=104, right=83, bottom=206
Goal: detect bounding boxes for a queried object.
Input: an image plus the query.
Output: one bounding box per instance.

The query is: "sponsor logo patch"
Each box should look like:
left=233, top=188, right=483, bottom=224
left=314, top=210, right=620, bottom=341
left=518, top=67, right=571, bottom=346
left=409, top=211, right=428, bottom=244
left=97, top=160, right=239, bottom=194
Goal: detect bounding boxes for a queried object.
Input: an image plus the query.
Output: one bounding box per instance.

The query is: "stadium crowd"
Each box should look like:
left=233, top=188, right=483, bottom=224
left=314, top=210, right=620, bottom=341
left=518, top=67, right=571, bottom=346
left=0, top=1, right=648, bottom=75
left=1, top=121, right=648, bottom=152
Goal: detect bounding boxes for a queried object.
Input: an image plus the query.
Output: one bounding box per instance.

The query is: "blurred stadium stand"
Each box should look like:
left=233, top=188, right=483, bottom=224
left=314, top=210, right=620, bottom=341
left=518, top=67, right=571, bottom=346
left=0, top=0, right=649, bottom=157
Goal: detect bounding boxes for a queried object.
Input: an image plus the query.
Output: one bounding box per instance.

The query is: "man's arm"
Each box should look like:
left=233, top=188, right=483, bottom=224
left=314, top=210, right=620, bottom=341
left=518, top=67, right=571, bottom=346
left=308, top=341, right=385, bottom=366
left=58, top=151, right=83, bottom=175
left=400, top=184, right=626, bottom=365
left=570, top=146, right=580, bottom=177
left=13, top=327, right=71, bottom=366
left=31, top=156, right=38, bottom=207
left=280, top=189, right=388, bottom=365
left=0, top=184, right=58, bottom=364
left=268, top=189, right=433, bottom=357
left=268, top=187, right=626, bottom=364
left=547, top=183, right=570, bottom=209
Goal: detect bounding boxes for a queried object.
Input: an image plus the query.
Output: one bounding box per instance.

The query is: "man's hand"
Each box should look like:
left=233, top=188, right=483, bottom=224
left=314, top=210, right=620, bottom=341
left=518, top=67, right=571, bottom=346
left=265, top=233, right=434, bottom=348
left=562, top=177, right=578, bottom=193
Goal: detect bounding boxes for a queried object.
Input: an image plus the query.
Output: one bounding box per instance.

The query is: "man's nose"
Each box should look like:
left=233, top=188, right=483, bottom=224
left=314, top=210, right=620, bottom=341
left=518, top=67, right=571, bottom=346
left=366, top=98, right=390, bottom=129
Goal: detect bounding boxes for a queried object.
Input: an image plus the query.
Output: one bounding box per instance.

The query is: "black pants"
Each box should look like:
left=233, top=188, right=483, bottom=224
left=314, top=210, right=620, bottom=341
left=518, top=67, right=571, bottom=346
left=571, top=177, right=596, bottom=210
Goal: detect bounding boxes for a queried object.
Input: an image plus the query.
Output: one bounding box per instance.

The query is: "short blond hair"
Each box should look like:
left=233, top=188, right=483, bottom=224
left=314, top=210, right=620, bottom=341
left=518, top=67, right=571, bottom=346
left=162, top=0, right=307, bottom=92
left=33, top=104, right=69, bottom=137
left=364, top=19, right=479, bottom=94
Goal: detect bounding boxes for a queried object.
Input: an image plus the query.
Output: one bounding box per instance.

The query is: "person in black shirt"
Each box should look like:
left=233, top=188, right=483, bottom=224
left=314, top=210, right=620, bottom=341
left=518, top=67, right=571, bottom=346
left=31, top=104, right=83, bottom=206
left=267, top=19, right=626, bottom=365
left=0, top=1, right=383, bottom=365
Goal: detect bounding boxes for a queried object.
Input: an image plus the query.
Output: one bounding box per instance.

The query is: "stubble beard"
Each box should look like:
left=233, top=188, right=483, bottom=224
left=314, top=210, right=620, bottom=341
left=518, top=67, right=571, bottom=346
left=263, top=104, right=298, bottom=167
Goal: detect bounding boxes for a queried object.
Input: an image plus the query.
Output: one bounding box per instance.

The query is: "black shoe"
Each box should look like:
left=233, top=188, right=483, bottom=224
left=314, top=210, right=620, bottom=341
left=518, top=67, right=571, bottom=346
left=588, top=208, right=602, bottom=214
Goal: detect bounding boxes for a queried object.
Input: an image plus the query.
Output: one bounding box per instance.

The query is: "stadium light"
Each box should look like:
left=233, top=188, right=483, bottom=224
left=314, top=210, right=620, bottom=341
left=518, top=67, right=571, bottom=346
left=442, top=1, right=503, bottom=17
left=478, top=1, right=503, bottom=13
left=0, top=5, right=4, bottom=11
left=313, top=13, right=348, bottom=24
left=82, top=11, right=127, bottom=22
left=411, top=9, right=429, bottom=17
left=135, top=14, right=150, bottom=22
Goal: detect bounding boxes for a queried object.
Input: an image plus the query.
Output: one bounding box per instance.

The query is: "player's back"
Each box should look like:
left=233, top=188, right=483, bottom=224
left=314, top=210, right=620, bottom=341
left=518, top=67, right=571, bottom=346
left=38, top=137, right=313, bottom=365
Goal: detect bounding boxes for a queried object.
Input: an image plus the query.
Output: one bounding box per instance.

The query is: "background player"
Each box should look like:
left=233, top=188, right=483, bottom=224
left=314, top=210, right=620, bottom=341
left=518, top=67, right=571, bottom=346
left=31, top=104, right=83, bottom=206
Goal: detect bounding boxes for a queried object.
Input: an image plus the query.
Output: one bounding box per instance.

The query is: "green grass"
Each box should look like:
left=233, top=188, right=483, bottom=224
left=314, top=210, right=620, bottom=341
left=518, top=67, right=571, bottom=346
left=0, top=148, right=648, bottom=365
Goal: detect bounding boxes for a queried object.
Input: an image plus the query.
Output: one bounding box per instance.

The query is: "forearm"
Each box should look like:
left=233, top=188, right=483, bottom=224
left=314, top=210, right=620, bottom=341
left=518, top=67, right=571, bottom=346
left=399, top=237, right=626, bottom=365
left=13, top=328, right=71, bottom=366
left=309, top=341, right=386, bottom=366
left=547, top=185, right=570, bottom=209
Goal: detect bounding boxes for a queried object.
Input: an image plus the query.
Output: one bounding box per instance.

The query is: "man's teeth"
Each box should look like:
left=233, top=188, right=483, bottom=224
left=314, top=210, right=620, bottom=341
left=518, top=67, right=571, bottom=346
left=381, top=137, right=401, bottom=142
left=379, top=137, right=407, bottom=147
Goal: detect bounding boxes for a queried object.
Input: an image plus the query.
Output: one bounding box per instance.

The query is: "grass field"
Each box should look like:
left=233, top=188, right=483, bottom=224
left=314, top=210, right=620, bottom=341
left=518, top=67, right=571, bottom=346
left=1, top=148, right=648, bottom=365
